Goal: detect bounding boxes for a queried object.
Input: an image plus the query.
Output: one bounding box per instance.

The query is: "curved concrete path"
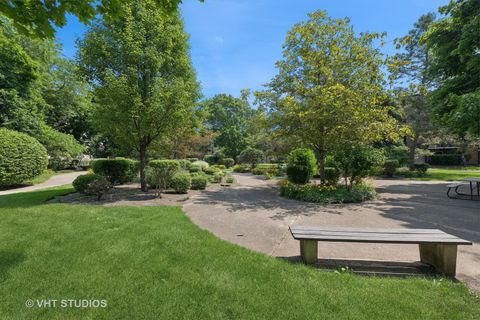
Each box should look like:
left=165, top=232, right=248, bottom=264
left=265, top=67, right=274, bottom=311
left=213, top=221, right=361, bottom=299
left=0, top=171, right=86, bottom=196
left=183, top=173, right=480, bottom=292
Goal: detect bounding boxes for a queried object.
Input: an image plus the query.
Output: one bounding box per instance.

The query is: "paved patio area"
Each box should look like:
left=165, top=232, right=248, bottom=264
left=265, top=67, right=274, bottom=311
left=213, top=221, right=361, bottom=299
left=183, top=173, right=480, bottom=292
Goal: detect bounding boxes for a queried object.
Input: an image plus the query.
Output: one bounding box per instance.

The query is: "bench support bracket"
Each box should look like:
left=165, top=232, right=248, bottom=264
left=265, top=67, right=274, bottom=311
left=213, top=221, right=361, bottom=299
left=419, top=244, right=458, bottom=277
left=300, top=240, right=318, bottom=265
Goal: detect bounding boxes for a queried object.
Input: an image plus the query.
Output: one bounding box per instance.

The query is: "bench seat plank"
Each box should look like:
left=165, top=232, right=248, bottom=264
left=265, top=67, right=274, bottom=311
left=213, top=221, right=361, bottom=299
left=289, top=227, right=472, bottom=245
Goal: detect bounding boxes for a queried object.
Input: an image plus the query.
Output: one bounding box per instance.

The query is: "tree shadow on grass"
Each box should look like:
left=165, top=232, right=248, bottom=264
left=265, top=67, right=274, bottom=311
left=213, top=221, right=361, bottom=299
left=0, top=250, right=25, bottom=283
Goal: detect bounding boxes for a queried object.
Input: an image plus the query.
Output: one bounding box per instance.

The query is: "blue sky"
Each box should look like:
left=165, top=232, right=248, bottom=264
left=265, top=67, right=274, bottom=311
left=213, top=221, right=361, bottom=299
left=56, top=0, right=449, bottom=99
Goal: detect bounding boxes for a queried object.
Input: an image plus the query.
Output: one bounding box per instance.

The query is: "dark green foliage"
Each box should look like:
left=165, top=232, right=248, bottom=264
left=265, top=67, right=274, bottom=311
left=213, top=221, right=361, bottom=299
left=147, top=160, right=180, bottom=194
left=386, top=145, right=410, bottom=167
left=72, top=173, right=104, bottom=194
left=220, top=158, right=235, bottom=168
left=413, top=163, right=430, bottom=175
left=0, top=128, right=48, bottom=187
left=427, top=154, right=463, bottom=166
left=170, top=171, right=191, bottom=193
left=204, top=155, right=215, bottom=164
left=280, top=180, right=376, bottom=204
left=191, top=175, right=208, bottom=190
left=384, top=160, right=400, bottom=177
left=203, top=167, right=219, bottom=175
left=188, top=165, right=201, bottom=173
left=86, top=177, right=112, bottom=200
left=186, top=158, right=198, bottom=162
left=36, top=125, right=84, bottom=168
left=286, top=148, right=317, bottom=184
left=91, top=158, right=138, bottom=185
left=333, top=145, right=386, bottom=186
left=177, top=159, right=191, bottom=170
left=324, top=167, right=341, bottom=186
left=238, top=147, right=265, bottom=168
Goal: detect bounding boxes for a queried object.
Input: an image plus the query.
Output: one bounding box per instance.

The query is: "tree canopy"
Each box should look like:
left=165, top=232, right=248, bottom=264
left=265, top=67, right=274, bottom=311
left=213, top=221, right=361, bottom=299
left=77, top=1, right=200, bottom=190
left=423, top=0, right=480, bottom=137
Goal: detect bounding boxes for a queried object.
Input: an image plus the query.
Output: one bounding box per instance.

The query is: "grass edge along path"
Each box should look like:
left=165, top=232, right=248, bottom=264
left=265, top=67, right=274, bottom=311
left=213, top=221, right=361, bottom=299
left=0, top=187, right=479, bottom=319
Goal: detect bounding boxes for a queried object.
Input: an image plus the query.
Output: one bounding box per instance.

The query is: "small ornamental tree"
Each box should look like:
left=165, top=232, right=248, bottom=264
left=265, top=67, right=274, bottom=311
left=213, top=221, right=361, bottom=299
left=332, top=144, right=385, bottom=188
left=286, top=148, right=317, bottom=184
left=238, top=147, right=264, bottom=169
left=147, top=160, right=180, bottom=197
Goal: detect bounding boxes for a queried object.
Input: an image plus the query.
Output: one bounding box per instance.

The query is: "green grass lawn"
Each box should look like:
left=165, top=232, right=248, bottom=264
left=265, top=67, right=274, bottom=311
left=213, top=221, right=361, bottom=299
left=397, top=168, right=480, bottom=181
left=0, top=187, right=479, bottom=319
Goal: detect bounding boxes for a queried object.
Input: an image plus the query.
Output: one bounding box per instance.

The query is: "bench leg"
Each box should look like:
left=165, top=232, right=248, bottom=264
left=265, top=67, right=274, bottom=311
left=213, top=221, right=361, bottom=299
left=300, top=240, right=318, bottom=265
left=419, top=244, right=458, bottom=277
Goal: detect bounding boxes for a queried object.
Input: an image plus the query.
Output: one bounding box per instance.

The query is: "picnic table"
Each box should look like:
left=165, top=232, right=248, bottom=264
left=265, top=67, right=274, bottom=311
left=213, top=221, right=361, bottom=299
left=446, top=177, right=480, bottom=200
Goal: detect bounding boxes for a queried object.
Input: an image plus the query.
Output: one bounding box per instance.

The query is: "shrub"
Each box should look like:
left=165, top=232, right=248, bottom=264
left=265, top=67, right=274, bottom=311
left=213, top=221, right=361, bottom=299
left=191, top=160, right=209, bottom=170
left=0, top=128, right=48, bottom=187
left=87, top=178, right=112, bottom=200
left=189, top=164, right=202, bottom=173
left=204, top=155, right=215, bottom=164
left=386, top=145, right=410, bottom=167
left=220, top=158, right=235, bottom=168
left=226, top=176, right=235, bottom=184
left=427, top=154, right=463, bottom=166
left=91, top=158, right=138, bottom=185
left=191, top=175, right=208, bottom=190
left=203, top=167, right=219, bottom=175
left=177, top=159, right=191, bottom=170
left=147, top=160, right=180, bottom=194
left=238, top=147, right=265, bottom=168
left=413, top=163, right=429, bottom=175
left=286, top=148, right=317, bottom=184
left=211, top=164, right=226, bottom=170
left=384, top=160, right=400, bottom=177
left=72, top=173, right=104, bottom=194
left=186, top=158, right=198, bottom=162
left=212, top=172, right=223, bottom=183
left=251, top=167, right=265, bottom=175
left=279, top=180, right=376, bottom=204
left=37, top=125, right=84, bottom=170
left=333, top=145, right=386, bottom=186
left=232, top=164, right=250, bottom=173
left=170, top=171, right=191, bottom=193
left=324, top=167, right=341, bottom=186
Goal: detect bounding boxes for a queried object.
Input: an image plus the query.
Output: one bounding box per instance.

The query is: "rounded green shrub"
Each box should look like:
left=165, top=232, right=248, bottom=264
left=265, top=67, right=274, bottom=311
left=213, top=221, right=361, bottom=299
left=286, top=148, right=317, bottom=184
left=226, top=175, right=235, bottom=184
left=238, top=147, right=265, bottom=168
left=232, top=164, right=250, bottom=173
left=413, top=163, right=429, bottom=175
left=203, top=167, right=219, bottom=175
left=91, top=158, right=138, bottom=185
left=170, top=171, right=191, bottom=193
left=384, top=159, right=399, bottom=177
left=324, top=167, right=341, bottom=186
left=189, top=164, right=201, bottom=173
left=191, top=160, right=209, bottom=170
left=191, top=175, right=208, bottom=190
left=72, top=173, right=104, bottom=194
left=220, top=158, right=235, bottom=168
left=212, top=172, right=223, bottom=183
left=177, top=159, right=191, bottom=170
left=0, top=128, right=48, bottom=187
left=147, top=160, right=181, bottom=191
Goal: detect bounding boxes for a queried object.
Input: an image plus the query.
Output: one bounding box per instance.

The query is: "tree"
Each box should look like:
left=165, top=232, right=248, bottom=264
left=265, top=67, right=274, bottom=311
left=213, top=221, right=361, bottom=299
left=262, top=11, right=398, bottom=182
left=77, top=1, right=200, bottom=191
left=390, top=13, right=436, bottom=169
left=238, top=147, right=264, bottom=169
left=423, top=0, right=480, bottom=137
left=200, top=93, right=252, bottom=160
left=0, top=0, right=201, bottom=39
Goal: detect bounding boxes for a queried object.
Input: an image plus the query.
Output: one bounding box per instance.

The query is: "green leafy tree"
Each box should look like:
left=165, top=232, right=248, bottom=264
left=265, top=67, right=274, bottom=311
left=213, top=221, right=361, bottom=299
left=238, top=147, right=264, bottom=169
left=77, top=1, right=200, bottom=191
left=390, top=13, right=436, bottom=169
left=0, top=0, right=200, bottom=39
left=423, top=0, right=480, bottom=137
left=200, top=93, right=252, bottom=160
left=262, top=11, right=398, bottom=182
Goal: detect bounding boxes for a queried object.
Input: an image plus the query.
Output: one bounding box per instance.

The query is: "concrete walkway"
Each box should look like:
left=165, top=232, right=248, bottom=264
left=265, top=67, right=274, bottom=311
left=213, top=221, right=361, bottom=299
left=183, top=173, right=480, bottom=292
left=0, top=171, right=86, bottom=196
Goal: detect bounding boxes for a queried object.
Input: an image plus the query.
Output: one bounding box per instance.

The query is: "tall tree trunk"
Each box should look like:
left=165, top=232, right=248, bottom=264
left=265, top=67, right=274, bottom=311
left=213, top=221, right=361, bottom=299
left=139, top=144, right=148, bottom=192
left=407, top=132, right=419, bottom=170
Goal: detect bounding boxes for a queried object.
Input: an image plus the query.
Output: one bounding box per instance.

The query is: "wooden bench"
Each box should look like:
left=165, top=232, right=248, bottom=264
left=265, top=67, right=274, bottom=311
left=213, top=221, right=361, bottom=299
left=289, top=226, right=472, bottom=277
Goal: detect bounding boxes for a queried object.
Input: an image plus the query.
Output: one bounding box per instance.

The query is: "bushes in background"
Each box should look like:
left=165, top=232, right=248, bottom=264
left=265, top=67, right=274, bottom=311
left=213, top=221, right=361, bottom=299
left=146, top=160, right=180, bottom=195
left=37, top=125, right=84, bottom=170
left=170, top=171, right=191, bottom=193
left=191, top=160, right=209, bottom=170
left=220, top=158, right=235, bottom=168
left=427, top=154, right=463, bottom=166
left=384, top=160, right=400, bottom=177
left=232, top=164, right=250, bottom=173
left=91, top=158, right=138, bottom=185
left=191, top=175, right=208, bottom=190
left=238, top=147, right=265, bottom=168
left=0, top=128, right=48, bottom=187
left=286, top=148, right=317, bottom=184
